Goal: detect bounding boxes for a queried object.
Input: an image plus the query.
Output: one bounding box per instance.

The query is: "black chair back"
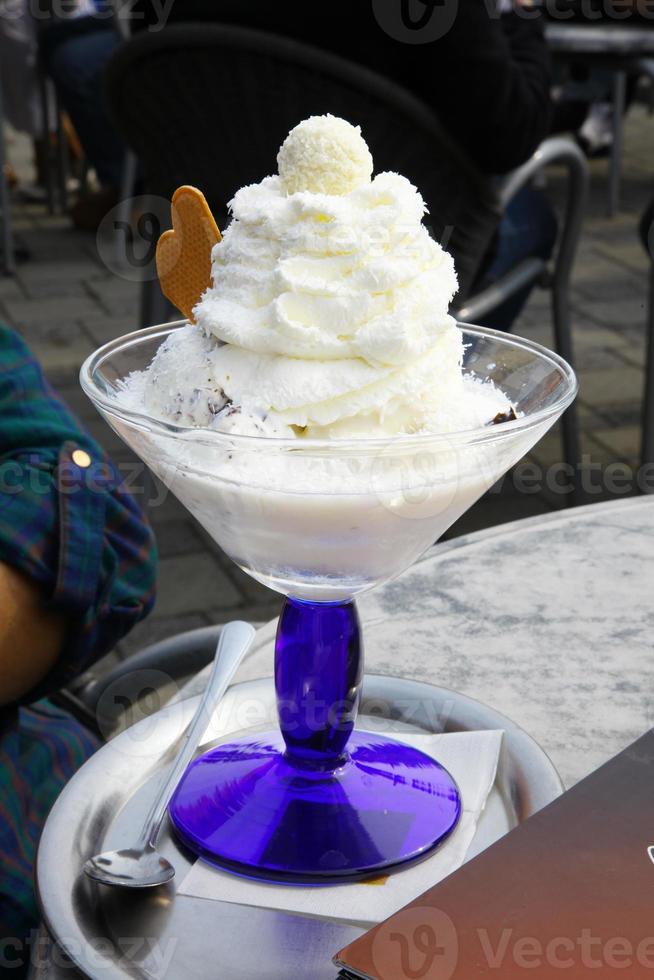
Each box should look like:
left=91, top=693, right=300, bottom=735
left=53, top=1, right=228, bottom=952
left=105, top=23, right=500, bottom=298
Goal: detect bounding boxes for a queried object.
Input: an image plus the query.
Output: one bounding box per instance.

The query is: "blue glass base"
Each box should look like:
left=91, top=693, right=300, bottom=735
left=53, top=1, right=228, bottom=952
left=168, top=729, right=461, bottom=883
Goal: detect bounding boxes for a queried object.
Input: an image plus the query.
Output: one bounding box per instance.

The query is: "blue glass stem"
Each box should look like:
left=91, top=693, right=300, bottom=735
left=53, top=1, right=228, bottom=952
left=274, top=597, right=362, bottom=768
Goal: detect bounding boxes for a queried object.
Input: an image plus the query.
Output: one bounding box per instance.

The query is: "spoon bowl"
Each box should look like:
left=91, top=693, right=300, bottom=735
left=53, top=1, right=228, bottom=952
left=84, top=847, right=175, bottom=888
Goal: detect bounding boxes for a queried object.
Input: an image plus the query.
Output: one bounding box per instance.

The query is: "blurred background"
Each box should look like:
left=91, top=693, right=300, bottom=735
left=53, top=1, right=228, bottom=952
left=1, top=0, right=653, bottom=665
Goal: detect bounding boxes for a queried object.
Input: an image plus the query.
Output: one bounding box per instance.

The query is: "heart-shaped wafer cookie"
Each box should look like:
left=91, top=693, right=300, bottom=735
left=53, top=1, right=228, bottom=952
left=156, top=185, right=221, bottom=322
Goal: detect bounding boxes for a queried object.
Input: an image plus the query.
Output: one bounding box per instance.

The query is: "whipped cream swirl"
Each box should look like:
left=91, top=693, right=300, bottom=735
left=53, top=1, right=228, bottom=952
left=141, top=116, right=505, bottom=439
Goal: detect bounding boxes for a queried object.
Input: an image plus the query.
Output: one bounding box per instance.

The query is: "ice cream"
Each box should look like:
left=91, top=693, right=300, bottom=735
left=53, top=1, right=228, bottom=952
left=108, top=116, right=543, bottom=601
left=132, top=115, right=511, bottom=439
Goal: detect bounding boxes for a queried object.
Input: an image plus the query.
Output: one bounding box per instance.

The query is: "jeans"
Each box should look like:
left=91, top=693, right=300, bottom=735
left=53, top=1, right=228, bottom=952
left=474, top=184, right=558, bottom=332
left=41, top=18, right=125, bottom=188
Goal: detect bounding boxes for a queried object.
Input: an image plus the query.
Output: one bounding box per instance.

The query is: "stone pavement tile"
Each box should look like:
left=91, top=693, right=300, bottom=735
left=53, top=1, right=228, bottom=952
left=573, top=262, right=645, bottom=297
left=571, top=254, right=631, bottom=293
left=143, top=486, right=189, bottom=526
left=578, top=366, right=644, bottom=407
left=574, top=325, right=632, bottom=350
left=17, top=225, right=97, bottom=263
left=17, top=258, right=102, bottom=283
left=1, top=294, right=102, bottom=326
left=18, top=278, right=93, bottom=300
left=86, top=275, right=141, bottom=317
left=577, top=401, right=604, bottom=426
left=574, top=345, right=634, bottom=371
left=594, top=241, right=650, bottom=276
left=154, top=519, right=206, bottom=558
left=594, top=402, right=642, bottom=428
left=82, top=313, right=140, bottom=344
left=140, top=476, right=189, bottom=521
left=56, top=381, right=104, bottom=422
left=593, top=426, right=642, bottom=464
left=613, top=342, right=648, bottom=369
left=11, top=321, right=95, bottom=374
left=575, top=295, right=647, bottom=332
left=205, top=602, right=282, bottom=629
left=78, top=412, right=130, bottom=456
left=0, top=277, right=26, bottom=303
left=154, top=553, right=242, bottom=617
left=116, top=612, right=212, bottom=661
left=223, top=560, right=281, bottom=606
left=614, top=325, right=646, bottom=350
left=513, top=320, right=556, bottom=349
left=529, top=426, right=617, bottom=468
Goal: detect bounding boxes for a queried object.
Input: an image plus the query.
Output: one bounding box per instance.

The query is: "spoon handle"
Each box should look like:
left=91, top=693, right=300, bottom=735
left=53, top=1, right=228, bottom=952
left=138, top=620, right=256, bottom=851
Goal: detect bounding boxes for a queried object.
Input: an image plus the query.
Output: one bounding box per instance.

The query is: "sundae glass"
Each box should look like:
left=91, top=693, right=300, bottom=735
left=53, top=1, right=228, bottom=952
left=80, top=116, right=576, bottom=883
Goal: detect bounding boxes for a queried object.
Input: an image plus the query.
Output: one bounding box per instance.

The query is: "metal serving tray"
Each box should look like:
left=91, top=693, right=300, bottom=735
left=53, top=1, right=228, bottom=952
left=36, top=674, right=562, bottom=980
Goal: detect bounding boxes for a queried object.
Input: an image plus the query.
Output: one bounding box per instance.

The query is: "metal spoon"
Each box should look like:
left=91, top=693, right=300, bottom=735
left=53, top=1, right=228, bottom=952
left=83, top=620, right=255, bottom=888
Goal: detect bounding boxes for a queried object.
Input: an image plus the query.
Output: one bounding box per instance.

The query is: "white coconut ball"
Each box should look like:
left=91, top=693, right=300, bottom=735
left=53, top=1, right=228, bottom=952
left=277, top=114, right=373, bottom=196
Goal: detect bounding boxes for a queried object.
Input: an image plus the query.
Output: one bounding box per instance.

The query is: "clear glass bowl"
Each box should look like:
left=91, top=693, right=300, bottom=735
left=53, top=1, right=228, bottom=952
left=81, top=322, right=576, bottom=602
left=81, top=321, right=576, bottom=883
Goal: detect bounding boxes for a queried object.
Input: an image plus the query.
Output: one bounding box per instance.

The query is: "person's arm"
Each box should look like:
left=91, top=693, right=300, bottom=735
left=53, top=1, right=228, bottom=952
left=0, top=562, right=68, bottom=705
left=0, top=325, right=157, bottom=707
left=418, top=3, right=552, bottom=174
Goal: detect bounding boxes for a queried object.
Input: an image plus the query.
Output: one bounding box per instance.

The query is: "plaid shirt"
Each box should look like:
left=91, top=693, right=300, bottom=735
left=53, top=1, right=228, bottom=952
left=0, top=326, right=157, bottom=944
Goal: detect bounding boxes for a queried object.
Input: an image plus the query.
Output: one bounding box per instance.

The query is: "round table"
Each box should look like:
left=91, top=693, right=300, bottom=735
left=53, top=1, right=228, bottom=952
left=32, top=496, right=654, bottom=977
left=545, top=21, right=654, bottom=216
left=233, top=495, right=654, bottom=791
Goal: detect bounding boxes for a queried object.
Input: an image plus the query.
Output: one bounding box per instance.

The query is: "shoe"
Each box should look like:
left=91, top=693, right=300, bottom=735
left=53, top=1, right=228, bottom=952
left=578, top=102, right=614, bottom=158
left=70, top=186, right=119, bottom=232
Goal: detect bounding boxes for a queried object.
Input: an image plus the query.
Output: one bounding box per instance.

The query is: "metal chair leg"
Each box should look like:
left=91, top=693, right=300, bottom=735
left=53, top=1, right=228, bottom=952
left=140, top=277, right=173, bottom=328
left=115, top=151, right=139, bottom=267
left=552, top=283, right=582, bottom=503
left=609, top=70, right=626, bottom=218
left=547, top=140, right=588, bottom=503
left=55, top=96, right=69, bottom=212
left=641, top=261, right=654, bottom=478
left=0, top=80, right=15, bottom=275
left=38, top=72, right=57, bottom=215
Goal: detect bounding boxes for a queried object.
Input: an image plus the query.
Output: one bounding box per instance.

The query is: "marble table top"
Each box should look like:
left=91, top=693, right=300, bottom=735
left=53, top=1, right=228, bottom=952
left=545, top=22, right=654, bottom=57
left=231, top=496, right=654, bottom=790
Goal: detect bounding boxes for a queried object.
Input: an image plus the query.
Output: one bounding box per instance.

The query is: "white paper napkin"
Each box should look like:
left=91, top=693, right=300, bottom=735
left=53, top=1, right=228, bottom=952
left=177, top=729, right=503, bottom=926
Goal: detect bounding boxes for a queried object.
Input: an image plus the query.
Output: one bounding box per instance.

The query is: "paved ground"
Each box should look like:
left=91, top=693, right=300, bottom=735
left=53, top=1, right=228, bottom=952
left=2, top=106, right=652, bottom=666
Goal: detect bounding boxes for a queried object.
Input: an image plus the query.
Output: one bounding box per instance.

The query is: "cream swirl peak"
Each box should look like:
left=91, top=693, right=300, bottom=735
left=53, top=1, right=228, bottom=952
left=194, top=116, right=457, bottom=368
left=138, top=116, right=509, bottom=438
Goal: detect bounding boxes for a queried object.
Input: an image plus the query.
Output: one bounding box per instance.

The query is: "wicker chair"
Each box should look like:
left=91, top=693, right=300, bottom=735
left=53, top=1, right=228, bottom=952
left=105, top=23, right=500, bottom=306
